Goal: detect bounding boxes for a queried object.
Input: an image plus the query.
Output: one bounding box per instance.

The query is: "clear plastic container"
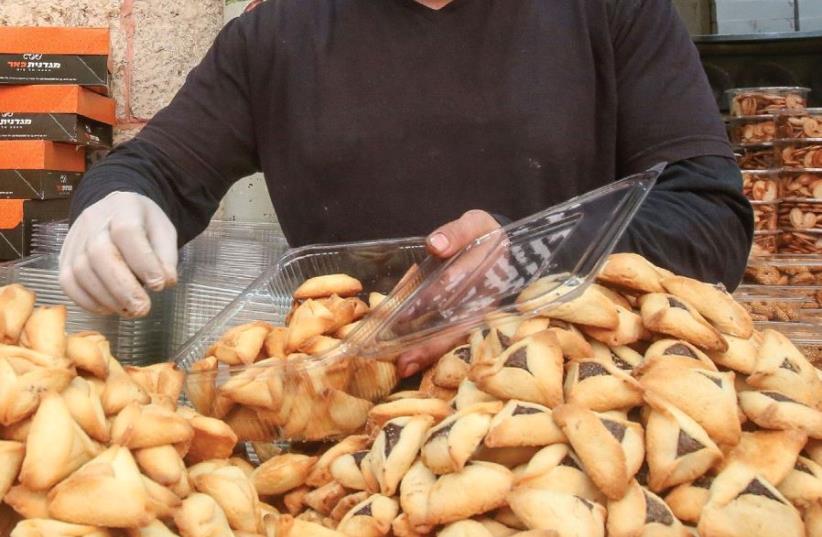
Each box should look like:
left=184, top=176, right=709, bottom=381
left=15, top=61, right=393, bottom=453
left=779, top=200, right=822, bottom=231
left=742, top=170, right=779, bottom=202
left=753, top=321, right=822, bottom=366
left=734, top=144, right=777, bottom=170
left=726, top=87, right=809, bottom=117
left=776, top=139, right=822, bottom=169
left=751, top=230, right=780, bottom=256
left=728, top=115, right=777, bottom=144
left=781, top=169, right=822, bottom=200
left=175, top=168, right=660, bottom=442
left=776, top=108, right=822, bottom=139
left=745, top=254, right=822, bottom=286
left=751, top=200, right=779, bottom=232
left=0, top=253, right=167, bottom=364
left=779, top=229, right=822, bottom=255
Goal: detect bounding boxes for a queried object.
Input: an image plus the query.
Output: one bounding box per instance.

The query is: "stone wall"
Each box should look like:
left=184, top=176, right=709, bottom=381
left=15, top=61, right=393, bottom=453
left=0, top=0, right=223, bottom=143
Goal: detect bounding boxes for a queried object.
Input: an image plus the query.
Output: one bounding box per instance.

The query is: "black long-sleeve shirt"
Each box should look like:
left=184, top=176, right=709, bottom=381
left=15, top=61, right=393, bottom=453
left=70, top=0, right=753, bottom=288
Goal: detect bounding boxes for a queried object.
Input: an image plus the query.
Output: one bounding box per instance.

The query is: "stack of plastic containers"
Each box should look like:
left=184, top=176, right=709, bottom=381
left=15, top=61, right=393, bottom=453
left=776, top=108, right=822, bottom=254
left=0, top=252, right=156, bottom=363
left=727, top=86, right=810, bottom=256
left=0, top=219, right=289, bottom=363
left=169, top=221, right=289, bottom=353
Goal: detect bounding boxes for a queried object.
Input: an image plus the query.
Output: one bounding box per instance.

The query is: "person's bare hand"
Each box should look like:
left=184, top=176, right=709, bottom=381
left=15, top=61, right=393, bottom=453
left=396, top=210, right=501, bottom=377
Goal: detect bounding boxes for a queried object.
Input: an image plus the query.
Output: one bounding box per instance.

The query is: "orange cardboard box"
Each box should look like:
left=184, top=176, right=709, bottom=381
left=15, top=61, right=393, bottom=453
left=0, top=27, right=111, bottom=93
left=0, top=197, right=70, bottom=260
left=0, top=141, right=85, bottom=172
left=0, top=85, right=115, bottom=146
left=0, top=27, right=110, bottom=56
left=0, top=85, right=115, bottom=125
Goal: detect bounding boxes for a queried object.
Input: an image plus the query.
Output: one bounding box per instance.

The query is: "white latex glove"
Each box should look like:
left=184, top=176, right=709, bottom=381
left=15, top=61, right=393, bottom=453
left=59, top=191, right=178, bottom=318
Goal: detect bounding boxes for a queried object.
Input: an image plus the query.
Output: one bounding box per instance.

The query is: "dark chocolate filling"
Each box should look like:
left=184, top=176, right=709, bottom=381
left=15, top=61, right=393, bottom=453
left=636, top=462, right=650, bottom=487
left=677, top=430, right=704, bottom=457
left=429, top=422, right=455, bottom=441
left=741, top=420, right=759, bottom=432
left=577, top=361, right=610, bottom=381
left=611, top=352, right=633, bottom=371
left=512, top=405, right=543, bottom=416
left=664, top=343, right=698, bottom=359
left=740, top=479, right=784, bottom=504
left=762, top=391, right=800, bottom=404
left=576, top=496, right=594, bottom=511
left=454, top=347, right=472, bottom=364
left=353, top=503, right=373, bottom=517
left=499, top=333, right=513, bottom=349
left=795, top=460, right=814, bottom=475
left=698, top=372, right=722, bottom=388
left=601, top=419, right=626, bottom=442
left=504, top=347, right=530, bottom=371
left=351, top=451, right=369, bottom=466
left=383, top=423, right=404, bottom=457
left=627, top=406, right=643, bottom=423
left=780, top=358, right=799, bottom=373
left=668, top=297, right=689, bottom=310
left=559, top=454, right=582, bottom=471
left=644, top=492, right=674, bottom=526
left=692, top=475, right=714, bottom=489
left=481, top=329, right=490, bottom=338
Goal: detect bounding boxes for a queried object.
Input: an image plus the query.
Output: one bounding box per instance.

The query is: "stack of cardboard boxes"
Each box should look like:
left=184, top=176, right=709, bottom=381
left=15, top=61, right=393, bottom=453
left=0, top=27, right=114, bottom=261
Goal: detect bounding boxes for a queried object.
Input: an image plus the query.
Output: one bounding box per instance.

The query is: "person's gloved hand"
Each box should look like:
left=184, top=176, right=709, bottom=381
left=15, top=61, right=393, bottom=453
left=396, top=209, right=502, bottom=377
left=59, top=192, right=178, bottom=318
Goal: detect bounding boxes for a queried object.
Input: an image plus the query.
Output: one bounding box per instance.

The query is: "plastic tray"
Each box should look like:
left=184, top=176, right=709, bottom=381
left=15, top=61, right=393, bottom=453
left=175, top=168, right=659, bottom=442
left=726, top=87, right=809, bottom=117
left=734, top=144, right=777, bottom=170
left=776, top=108, right=822, bottom=139
left=727, top=115, right=777, bottom=145
left=781, top=169, right=822, bottom=200
left=776, top=139, right=822, bottom=169
left=742, top=170, right=779, bottom=202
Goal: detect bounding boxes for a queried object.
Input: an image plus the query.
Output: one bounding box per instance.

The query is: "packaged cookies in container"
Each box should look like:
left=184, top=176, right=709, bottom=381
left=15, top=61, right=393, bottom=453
left=735, top=144, right=777, bottom=170
left=751, top=230, right=780, bottom=256
left=776, top=108, right=822, bottom=139
left=726, top=86, right=809, bottom=117
left=744, top=254, right=822, bottom=286
left=779, top=200, right=822, bottom=231
left=751, top=200, right=779, bottom=232
left=780, top=228, right=822, bottom=254
left=781, top=169, right=822, bottom=200
left=743, top=170, right=780, bottom=201
left=728, top=115, right=777, bottom=144
left=776, top=139, right=822, bottom=169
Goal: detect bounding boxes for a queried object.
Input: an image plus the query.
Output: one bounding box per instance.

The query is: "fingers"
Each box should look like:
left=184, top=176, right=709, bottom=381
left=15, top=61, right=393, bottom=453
left=143, top=202, right=179, bottom=285
left=58, top=266, right=111, bottom=315
left=396, top=333, right=465, bottom=378
left=109, top=202, right=176, bottom=291
left=426, top=210, right=500, bottom=258
left=85, top=233, right=151, bottom=317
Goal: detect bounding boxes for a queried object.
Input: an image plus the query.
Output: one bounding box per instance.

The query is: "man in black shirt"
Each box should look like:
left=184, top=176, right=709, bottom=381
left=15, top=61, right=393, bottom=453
left=60, top=0, right=753, bottom=376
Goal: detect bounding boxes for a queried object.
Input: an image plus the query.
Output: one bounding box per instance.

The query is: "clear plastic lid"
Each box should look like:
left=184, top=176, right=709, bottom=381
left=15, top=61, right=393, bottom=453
left=337, top=166, right=660, bottom=358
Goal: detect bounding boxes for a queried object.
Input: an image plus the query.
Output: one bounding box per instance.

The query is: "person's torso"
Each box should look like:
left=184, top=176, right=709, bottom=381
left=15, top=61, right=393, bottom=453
left=246, top=0, right=619, bottom=245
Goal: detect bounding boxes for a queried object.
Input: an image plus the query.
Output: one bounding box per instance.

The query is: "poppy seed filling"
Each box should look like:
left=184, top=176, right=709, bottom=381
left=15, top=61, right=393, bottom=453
left=577, top=361, right=610, bottom=381
left=664, top=343, right=698, bottom=359
left=504, top=347, right=530, bottom=371
left=382, top=423, right=404, bottom=457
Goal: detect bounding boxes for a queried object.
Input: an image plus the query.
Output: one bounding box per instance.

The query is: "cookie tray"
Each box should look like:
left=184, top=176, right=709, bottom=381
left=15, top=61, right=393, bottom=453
left=173, top=167, right=660, bottom=443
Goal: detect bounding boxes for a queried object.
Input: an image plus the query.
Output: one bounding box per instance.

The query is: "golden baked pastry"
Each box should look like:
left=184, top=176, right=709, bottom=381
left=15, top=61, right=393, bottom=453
left=639, top=294, right=727, bottom=352
left=484, top=399, right=565, bottom=448
left=644, top=392, right=723, bottom=491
